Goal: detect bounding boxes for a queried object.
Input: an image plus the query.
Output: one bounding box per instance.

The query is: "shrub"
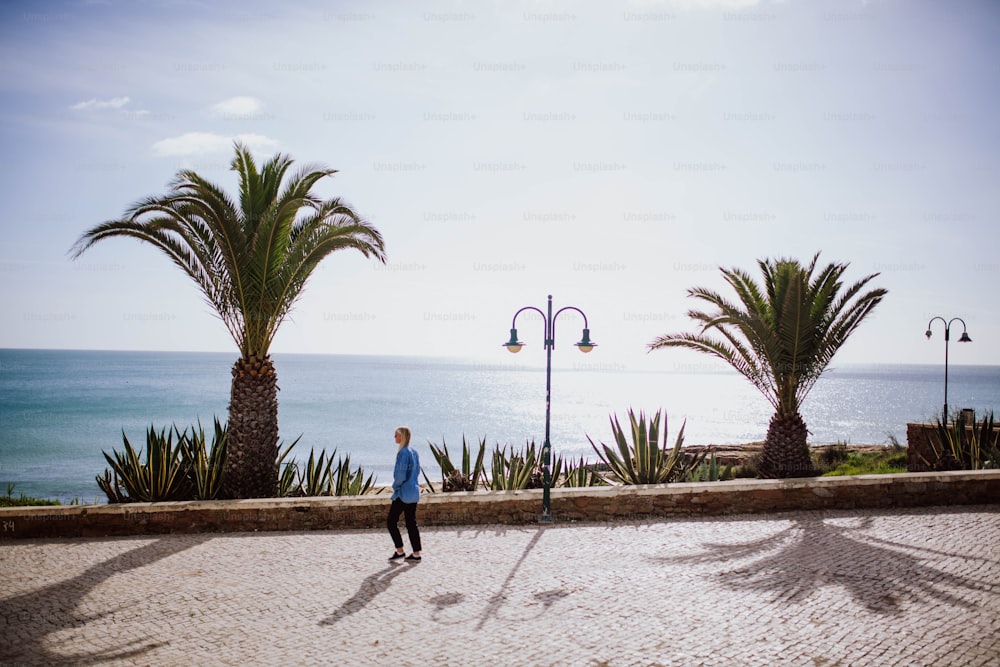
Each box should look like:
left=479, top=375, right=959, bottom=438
left=97, top=418, right=230, bottom=503
left=278, top=444, right=377, bottom=497
left=428, top=436, right=487, bottom=492
left=1, top=484, right=62, bottom=507
left=485, top=440, right=563, bottom=491
left=921, top=411, right=999, bottom=471
left=685, top=451, right=734, bottom=482
left=559, top=458, right=607, bottom=487
left=587, top=409, right=706, bottom=485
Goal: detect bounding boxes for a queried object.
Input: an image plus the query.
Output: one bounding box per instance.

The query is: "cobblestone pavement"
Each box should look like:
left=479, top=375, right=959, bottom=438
left=1, top=504, right=998, bottom=667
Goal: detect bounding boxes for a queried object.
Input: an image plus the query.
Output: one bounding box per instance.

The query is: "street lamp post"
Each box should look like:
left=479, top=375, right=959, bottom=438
left=504, top=295, right=595, bottom=522
left=925, top=316, right=972, bottom=420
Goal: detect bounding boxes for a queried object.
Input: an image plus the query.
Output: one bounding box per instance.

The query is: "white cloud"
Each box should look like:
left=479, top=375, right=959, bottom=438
left=209, top=96, right=263, bottom=116
left=151, top=131, right=279, bottom=157
left=70, top=96, right=130, bottom=111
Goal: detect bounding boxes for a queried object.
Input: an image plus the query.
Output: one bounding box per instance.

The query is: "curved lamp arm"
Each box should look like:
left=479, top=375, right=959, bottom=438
left=503, top=306, right=547, bottom=353
left=553, top=306, right=596, bottom=353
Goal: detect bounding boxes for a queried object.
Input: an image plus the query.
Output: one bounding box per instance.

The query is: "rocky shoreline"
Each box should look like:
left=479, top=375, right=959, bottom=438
left=683, top=442, right=895, bottom=467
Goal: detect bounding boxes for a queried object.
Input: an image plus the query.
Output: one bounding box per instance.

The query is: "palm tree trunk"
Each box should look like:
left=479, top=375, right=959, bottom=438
left=759, top=412, right=814, bottom=478
left=223, top=354, right=279, bottom=498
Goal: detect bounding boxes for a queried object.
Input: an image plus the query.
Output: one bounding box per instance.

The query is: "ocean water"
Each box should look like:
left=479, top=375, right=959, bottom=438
left=1, top=349, right=998, bottom=505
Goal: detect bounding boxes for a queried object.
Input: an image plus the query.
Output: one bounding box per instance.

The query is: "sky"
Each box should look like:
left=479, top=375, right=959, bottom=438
left=1, top=0, right=998, bottom=369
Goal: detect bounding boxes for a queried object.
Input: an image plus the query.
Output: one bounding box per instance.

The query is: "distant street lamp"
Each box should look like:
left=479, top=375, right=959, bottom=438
left=925, top=316, right=972, bottom=420
left=504, top=295, right=595, bottom=522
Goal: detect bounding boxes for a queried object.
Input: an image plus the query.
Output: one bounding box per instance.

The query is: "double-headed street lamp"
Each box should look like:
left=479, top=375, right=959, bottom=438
left=504, top=295, right=595, bottom=522
left=925, top=316, right=972, bottom=420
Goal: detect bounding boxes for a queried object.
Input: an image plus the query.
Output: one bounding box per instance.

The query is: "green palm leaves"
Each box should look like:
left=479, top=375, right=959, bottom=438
left=72, top=144, right=385, bottom=498
left=649, top=253, right=886, bottom=418
left=70, top=142, right=385, bottom=359
left=649, top=253, right=887, bottom=478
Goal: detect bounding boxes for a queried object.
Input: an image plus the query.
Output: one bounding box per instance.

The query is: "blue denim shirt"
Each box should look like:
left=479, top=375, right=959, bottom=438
left=392, top=445, right=421, bottom=504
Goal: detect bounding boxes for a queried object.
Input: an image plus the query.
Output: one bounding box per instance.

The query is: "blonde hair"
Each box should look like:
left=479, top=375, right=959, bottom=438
left=395, top=426, right=411, bottom=446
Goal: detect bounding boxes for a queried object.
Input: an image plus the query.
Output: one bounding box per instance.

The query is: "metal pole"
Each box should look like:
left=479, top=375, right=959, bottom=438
left=542, top=295, right=553, bottom=522
left=943, top=324, right=950, bottom=421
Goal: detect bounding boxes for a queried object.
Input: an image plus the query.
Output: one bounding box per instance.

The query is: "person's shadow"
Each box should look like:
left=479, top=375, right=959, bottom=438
left=657, top=511, right=991, bottom=615
left=0, top=535, right=210, bottom=665
left=319, top=563, right=413, bottom=626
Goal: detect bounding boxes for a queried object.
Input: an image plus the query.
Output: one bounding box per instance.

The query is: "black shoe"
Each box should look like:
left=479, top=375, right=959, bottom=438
left=389, top=551, right=406, bottom=561
left=405, top=554, right=422, bottom=562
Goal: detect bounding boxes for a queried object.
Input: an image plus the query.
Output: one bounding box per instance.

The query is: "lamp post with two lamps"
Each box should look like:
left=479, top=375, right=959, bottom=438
left=925, top=316, right=972, bottom=421
left=503, top=295, right=595, bottom=522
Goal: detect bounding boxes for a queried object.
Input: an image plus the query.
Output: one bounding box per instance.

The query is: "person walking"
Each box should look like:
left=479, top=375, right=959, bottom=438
left=387, top=426, right=422, bottom=562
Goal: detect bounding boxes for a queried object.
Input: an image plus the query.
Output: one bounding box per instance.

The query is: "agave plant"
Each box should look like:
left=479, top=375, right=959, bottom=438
left=587, top=409, right=705, bottom=485
left=559, top=457, right=606, bottom=487
left=99, top=425, right=193, bottom=502
left=96, top=469, right=128, bottom=504
left=295, top=447, right=336, bottom=497
left=486, top=440, right=563, bottom=491
left=278, top=442, right=377, bottom=497
left=330, top=453, right=377, bottom=496
left=685, top=451, right=733, bottom=482
left=488, top=442, right=538, bottom=491
left=182, top=417, right=228, bottom=500
left=922, top=411, right=999, bottom=471
left=276, top=437, right=302, bottom=497
left=428, top=436, right=487, bottom=492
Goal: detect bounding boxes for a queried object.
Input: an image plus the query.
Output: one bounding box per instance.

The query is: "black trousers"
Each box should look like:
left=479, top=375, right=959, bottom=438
left=387, top=498, right=421, bottom=552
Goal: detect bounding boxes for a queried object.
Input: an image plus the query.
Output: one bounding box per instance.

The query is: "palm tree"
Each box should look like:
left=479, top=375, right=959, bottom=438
left=648, top=253, right=887, bottom=478
left=71, top=143, right=386, bottom=498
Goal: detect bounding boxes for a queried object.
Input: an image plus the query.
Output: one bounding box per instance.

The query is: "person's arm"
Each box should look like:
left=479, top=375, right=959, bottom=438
left=392, top=450, right=406, bottom=492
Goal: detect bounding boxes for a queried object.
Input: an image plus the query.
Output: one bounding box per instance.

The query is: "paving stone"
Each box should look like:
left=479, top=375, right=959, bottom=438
left=0, top=505, right=998, bottom=666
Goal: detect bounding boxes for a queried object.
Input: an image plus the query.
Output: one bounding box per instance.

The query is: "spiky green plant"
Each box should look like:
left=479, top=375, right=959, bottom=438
left=96, top=469, right=127, bottom=504
left=182, top=417, right=228, bottom=500
left=559, top=457, right=606, bottom=487
left=331, top=453, right=377, bottom=496
left=487, top=441, right=553, bottom=491
left=587, top=409, right=705, bottom=485
left=648, top=253, right=886, bottom=478
left=275, top=437, right=301, bottom=497
left=922, top=411, right=999, bottom=471
left=686, top=451, right=734, bottom=482
left=100, top=425, right=193, bottom=502
left=295, top=447, right=336, bottom=497
left=428, top=436, right=487, bottom=492
left=72, top=143, right=386, bottom=499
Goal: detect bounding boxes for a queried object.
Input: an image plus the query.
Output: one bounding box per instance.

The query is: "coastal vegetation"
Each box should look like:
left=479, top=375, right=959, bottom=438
left=921, top=411, right=999, bottom=471
left=648, top=253, right=887, bottom=478
left=97, top=418, right=228, bottom=503
left=814, top=441, right=908, bottom=476
left=278, top=445, right=377, bottom=497
left=71, top=143, right=385, bottom=499
left=1, top=484, right=64, bottom=507
left=427, top=436, right=488, bottom=492
left=586, top=408, right=706, bottom=484
left=95, top=420, right=377, bottom=502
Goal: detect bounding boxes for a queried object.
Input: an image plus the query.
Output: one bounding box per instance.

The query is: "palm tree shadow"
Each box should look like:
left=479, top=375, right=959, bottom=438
left=660, top=515, right=987, bottom=615
left=319, top=564, right=412, bottom=626
left=0, top=535, right=211, bottom=665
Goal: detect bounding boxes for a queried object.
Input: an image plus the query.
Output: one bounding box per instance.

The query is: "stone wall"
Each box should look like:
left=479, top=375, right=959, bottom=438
left=2, top=470, right=998, bottom=540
